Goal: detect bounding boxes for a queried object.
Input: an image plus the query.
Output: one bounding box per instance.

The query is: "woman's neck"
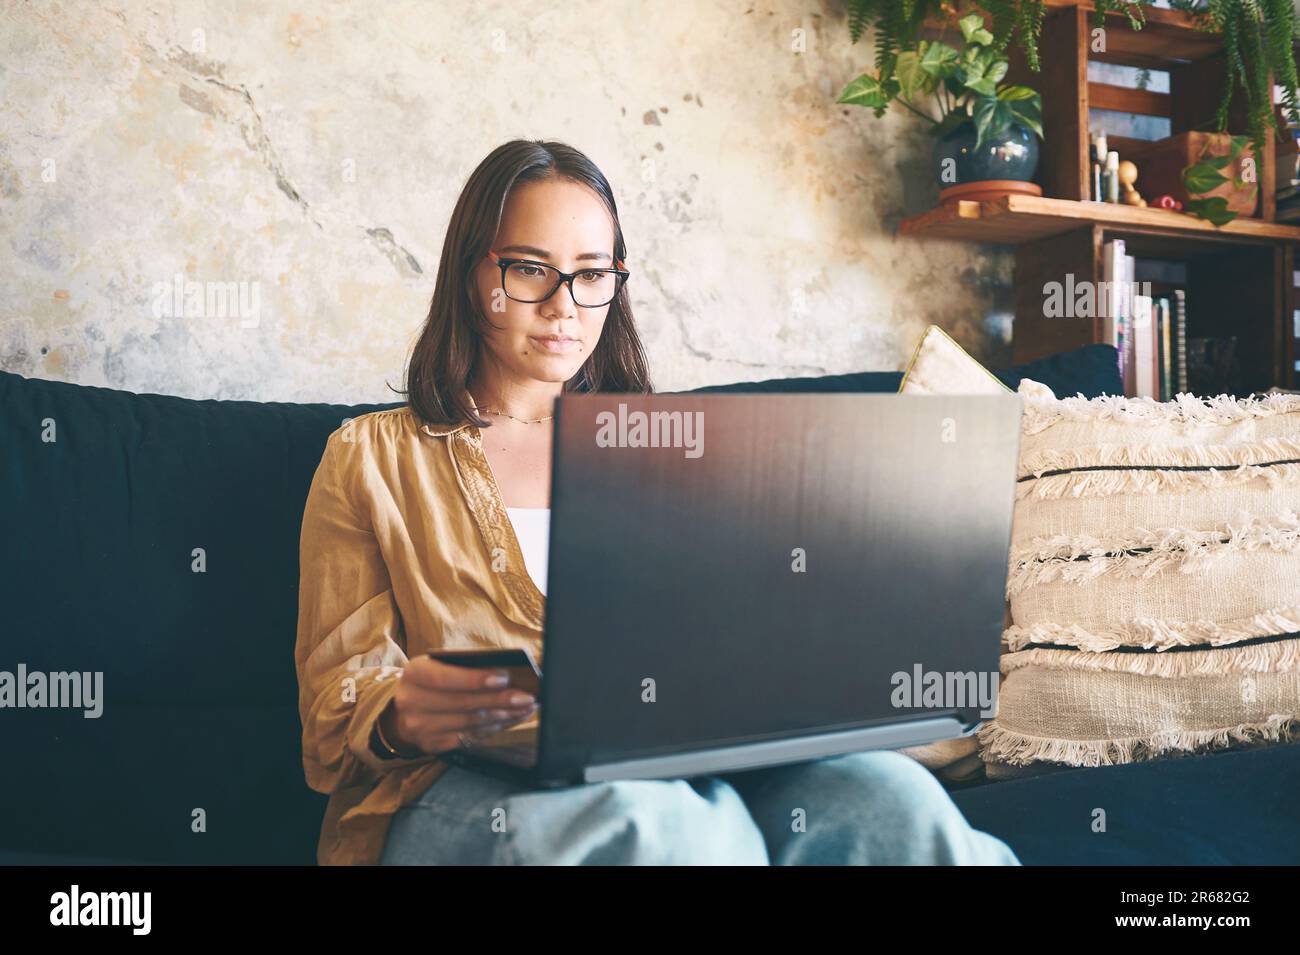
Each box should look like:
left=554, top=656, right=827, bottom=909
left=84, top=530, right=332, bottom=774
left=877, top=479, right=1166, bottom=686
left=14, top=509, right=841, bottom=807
left=469, top=375, right=563, bottom=423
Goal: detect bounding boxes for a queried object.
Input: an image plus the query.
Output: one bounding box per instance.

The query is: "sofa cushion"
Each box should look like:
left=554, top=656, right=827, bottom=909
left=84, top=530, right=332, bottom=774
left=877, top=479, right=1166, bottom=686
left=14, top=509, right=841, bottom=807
left=951, top=742, right=1300, bottom=864
left=0, top=703, right=325, bottom=864
left=994, top=343, right=1123, bottom=398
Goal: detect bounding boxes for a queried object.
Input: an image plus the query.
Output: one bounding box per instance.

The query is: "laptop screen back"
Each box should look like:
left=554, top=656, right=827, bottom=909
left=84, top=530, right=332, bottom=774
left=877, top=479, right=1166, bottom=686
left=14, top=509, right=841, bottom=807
left=537, top=393, right=1021, bottom=775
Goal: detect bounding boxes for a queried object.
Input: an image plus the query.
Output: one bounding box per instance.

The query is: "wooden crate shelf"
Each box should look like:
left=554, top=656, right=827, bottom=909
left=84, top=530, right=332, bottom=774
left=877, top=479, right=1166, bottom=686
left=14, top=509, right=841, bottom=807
left=1041, top=0, right=1224, bottom=62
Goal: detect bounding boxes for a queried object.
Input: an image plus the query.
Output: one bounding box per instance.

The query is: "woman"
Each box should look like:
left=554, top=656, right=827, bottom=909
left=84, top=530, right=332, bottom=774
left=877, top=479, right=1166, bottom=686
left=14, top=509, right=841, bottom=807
left=294, top=139, right=1020, bottom=866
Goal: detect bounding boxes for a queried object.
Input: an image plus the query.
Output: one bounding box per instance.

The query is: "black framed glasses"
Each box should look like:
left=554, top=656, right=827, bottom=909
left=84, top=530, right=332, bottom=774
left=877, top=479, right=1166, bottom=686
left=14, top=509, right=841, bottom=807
left=486, top=250, right=629, bottom=308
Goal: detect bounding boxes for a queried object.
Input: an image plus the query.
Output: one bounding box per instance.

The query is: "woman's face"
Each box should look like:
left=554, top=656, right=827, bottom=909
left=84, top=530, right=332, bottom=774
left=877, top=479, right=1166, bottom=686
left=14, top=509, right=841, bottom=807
left=470, top=177, right=618, bottom=388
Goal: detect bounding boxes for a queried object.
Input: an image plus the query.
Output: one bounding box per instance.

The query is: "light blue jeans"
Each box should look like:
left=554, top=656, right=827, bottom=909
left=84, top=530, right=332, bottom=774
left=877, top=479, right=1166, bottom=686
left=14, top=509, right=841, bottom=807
left=379, top=750, right=1021, bottom=865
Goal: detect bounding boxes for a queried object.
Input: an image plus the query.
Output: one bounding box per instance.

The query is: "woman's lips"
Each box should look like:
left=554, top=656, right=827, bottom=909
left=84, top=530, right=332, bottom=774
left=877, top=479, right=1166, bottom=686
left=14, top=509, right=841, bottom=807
left=530, top=336, right=581, bottom=354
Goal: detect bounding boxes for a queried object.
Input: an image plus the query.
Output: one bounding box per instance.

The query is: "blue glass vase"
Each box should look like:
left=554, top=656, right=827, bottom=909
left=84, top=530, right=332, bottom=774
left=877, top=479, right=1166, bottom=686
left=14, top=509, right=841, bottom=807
left=934, top=120, right=1039, bottom=186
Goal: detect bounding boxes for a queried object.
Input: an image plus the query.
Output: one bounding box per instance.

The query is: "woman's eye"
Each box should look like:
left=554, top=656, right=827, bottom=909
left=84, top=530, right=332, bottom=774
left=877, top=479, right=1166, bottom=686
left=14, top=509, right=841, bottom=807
left=515, top=264, right=544, bottom=277
left=578, top=271, right=604, bottom=283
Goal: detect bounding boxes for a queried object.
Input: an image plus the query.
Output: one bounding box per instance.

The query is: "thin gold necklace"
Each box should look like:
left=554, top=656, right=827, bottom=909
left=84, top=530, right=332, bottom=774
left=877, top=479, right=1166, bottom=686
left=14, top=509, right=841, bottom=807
left=477, top=408, right=554, bottom=425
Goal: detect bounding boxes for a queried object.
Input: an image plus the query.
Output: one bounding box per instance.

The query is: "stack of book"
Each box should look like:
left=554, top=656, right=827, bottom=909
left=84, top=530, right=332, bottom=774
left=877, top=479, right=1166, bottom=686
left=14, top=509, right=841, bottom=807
left=1102, top=239, right=1189, bottom=400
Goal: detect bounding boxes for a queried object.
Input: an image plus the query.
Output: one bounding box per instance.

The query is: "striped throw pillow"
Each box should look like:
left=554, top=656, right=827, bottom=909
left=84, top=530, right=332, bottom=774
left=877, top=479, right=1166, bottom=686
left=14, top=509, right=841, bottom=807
left=981, top=379, right=1300, bottom=772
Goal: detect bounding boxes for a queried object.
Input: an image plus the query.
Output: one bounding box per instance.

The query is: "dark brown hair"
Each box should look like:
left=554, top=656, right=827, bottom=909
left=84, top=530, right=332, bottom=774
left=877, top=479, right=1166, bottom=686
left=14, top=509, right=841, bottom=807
left=400, top=139, right=653, bottom=429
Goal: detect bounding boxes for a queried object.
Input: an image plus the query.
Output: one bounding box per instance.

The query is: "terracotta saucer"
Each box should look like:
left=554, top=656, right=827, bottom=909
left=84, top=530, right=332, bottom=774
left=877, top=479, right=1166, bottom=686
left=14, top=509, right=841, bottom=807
left=939, top=180, right=1043, bottom=203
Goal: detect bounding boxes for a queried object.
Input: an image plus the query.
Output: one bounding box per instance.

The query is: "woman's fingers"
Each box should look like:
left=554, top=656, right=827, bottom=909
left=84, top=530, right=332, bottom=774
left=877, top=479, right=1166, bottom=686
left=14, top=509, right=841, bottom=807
left=398, top=683, right=536, bottom=714
left=397, top=686, right=535, bottom=712
left=462, top=709, right=538, bottom=741
left=401, top=657, right=536, bottom=708
left=414, top=703, right=540, bottom=754
left=389, top=657, right=539, bottom=755
left=396, top=702, right=538, bottom=738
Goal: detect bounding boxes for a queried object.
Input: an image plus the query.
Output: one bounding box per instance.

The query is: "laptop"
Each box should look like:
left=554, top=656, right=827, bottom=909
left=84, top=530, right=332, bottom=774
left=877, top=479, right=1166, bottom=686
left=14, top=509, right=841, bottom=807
left=436, top=392, right=1022, bottom=789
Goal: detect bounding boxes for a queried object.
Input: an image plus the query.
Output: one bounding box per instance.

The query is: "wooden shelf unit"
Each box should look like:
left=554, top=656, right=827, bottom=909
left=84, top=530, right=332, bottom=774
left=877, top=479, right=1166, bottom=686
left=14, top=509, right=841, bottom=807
left=1002, top=0, right=1278, bottom=220
left=904, top=0, right=1300, bottom=393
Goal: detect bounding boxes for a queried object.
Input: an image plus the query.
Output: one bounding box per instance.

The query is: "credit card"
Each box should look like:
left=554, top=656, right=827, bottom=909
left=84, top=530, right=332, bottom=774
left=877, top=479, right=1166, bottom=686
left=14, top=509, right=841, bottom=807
left=427, top=647, right=542, bottom=696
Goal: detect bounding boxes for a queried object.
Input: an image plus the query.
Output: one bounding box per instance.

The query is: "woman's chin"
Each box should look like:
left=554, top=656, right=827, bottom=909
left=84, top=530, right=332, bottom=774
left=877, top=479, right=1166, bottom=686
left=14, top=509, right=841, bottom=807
left=522, top=355, right=583, bottom=382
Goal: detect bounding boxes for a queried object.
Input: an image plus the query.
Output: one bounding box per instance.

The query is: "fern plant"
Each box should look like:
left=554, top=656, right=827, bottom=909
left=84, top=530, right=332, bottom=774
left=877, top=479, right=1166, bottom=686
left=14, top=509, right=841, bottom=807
left=1167, top=0, right=1300, bottom=150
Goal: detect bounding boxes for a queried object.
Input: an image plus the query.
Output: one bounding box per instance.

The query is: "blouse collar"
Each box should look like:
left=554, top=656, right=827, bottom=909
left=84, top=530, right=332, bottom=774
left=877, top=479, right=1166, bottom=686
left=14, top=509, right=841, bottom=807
left=419, top=389, right=480, bottom=438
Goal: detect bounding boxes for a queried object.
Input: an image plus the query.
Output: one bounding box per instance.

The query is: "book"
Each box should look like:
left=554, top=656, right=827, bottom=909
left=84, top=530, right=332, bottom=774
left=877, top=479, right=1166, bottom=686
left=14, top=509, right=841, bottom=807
left=1102, top=239, right=1126, bottom=357
left=1159, top=297, right=1173, bottom=401
left=1133, top=294, right=1155, bottom=399
left=1124, top=253, right=1137, bottom=395
left=1159, top=294, right=1170, bottom=400
left=1116, top=311, right=1128, bottom=394
left=1173, top=289, right=1188, bottom=395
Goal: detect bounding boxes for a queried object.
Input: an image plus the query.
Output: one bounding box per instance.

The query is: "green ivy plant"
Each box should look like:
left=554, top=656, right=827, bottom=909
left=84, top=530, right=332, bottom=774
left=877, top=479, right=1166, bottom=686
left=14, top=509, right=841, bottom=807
left=1181, top=133, right=1255, bottom=225
left=837, top=13, right=1044, bottom=152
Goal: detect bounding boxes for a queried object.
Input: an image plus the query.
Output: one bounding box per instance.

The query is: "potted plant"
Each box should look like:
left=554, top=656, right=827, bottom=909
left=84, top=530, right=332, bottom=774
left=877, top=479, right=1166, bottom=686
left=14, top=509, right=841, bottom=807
left=838, top=13, right=1044, bottom=200
left=837, top=0, right=1300, bottom=224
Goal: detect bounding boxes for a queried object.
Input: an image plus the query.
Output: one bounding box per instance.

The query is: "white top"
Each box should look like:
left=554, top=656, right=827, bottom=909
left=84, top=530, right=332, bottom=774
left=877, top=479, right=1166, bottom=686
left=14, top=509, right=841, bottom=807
left=505, top=507, right=550, bottom=596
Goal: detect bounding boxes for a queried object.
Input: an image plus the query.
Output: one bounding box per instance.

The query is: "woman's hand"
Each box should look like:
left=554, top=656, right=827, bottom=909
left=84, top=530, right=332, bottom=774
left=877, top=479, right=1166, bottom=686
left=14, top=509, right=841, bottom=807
left=377, top=655, right=538, bottom=756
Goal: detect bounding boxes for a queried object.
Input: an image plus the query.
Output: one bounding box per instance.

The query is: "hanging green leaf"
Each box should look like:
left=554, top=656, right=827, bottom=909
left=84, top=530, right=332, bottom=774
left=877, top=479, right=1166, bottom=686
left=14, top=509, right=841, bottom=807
left=995, top=85, right=1038, bottom=102
left=958, top=12, right=994, bottom=46
left=918, top=40, right=960, bottom=79
left=895, top=50, right=932, bottom=99
left=1182, top=163, right=1230, bottom=194
left=837, top=72, right=896, bottom=109
left=1183, top=196, right=1238, bottom=226
left=972, top=97, right=1013, bottom=152
left=1008, top=96, right=1043, bottom=138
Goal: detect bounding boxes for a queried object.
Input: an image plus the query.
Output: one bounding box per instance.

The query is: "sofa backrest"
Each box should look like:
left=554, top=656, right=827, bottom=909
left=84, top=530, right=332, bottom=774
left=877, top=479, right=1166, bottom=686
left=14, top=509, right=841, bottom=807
left=0, top=345, right=1119, bottom=863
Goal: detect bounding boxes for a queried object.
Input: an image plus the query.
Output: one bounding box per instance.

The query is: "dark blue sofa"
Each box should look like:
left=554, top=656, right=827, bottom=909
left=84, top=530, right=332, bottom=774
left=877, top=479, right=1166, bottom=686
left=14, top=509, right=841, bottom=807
left=3, top=344, right=1297, bottom=865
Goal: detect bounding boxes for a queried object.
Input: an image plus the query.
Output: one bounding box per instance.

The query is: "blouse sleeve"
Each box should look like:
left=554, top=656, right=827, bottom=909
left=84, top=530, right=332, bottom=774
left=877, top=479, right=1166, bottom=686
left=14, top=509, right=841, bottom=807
left=294, top=430, right=439, bottom=793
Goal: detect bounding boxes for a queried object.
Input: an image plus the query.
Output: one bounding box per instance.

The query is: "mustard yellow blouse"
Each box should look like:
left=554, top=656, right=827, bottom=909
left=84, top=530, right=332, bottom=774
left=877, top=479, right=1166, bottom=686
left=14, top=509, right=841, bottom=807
left=294, top=394, right=544, bottom=865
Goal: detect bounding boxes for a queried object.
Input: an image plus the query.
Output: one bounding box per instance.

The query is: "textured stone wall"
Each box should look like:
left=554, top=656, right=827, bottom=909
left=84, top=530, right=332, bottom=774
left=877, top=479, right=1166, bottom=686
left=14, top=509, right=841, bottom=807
left=1, top=1, right=1013, bottom=403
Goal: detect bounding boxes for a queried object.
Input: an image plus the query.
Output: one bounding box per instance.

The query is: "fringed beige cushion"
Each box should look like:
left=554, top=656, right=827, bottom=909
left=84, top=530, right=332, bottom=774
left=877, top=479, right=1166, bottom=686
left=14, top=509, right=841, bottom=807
left=981, top=379, right=1300, bottom=771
